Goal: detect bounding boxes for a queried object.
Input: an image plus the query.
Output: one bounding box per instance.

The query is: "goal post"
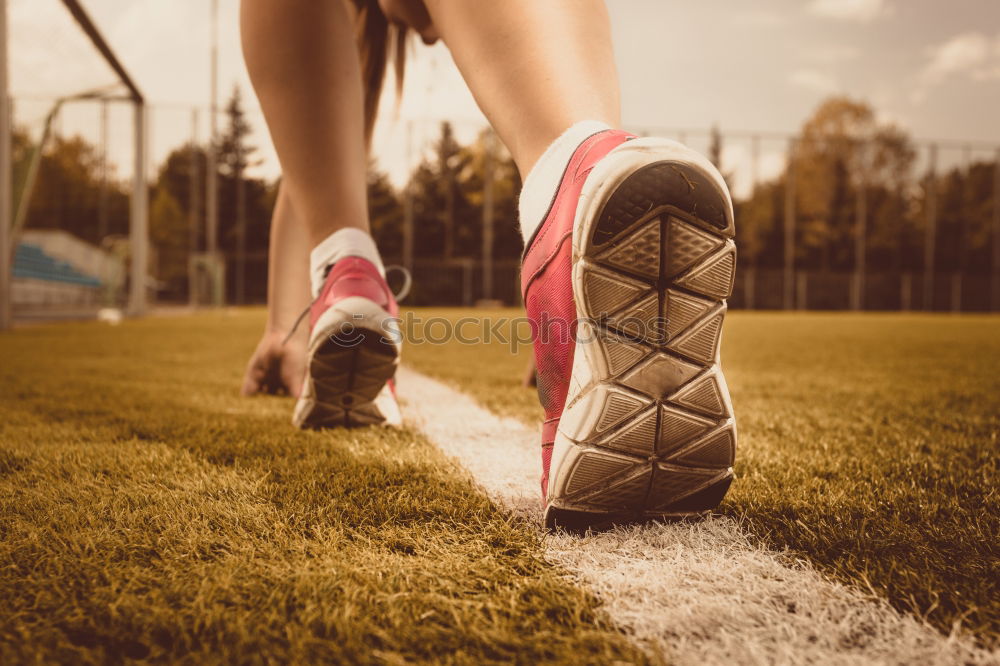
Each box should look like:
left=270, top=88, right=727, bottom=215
left=58, top=0, right=148, bottom=317
left=129, top=100, right=148, bottom=316
left=0, top=0, right=148, bottom=328
left=1, top=0, right=11, bottom=330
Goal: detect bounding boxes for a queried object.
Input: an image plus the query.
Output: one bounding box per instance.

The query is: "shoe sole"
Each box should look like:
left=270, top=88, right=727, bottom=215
left=293, top=297, right=400, bottom=429
left=546, top=138, right=737, bottom=532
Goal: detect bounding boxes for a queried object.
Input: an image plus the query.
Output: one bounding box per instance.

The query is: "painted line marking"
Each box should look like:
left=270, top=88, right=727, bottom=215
left=398, top=366, right=996, bottom=665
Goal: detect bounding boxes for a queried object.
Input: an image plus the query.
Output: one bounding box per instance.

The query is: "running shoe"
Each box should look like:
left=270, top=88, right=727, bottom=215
left=293, top=256, right=402, bottom=428
left=521, top=131, right=738, bottom=531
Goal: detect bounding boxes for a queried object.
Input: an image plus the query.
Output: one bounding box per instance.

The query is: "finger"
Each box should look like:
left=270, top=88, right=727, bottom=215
left=241, top=373, right=261, bottom=396
left=240, top=356, right=268, bottom=396
left=262, top=358, right=285, bottom=395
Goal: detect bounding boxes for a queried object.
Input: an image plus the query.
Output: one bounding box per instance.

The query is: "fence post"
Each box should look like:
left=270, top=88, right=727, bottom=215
left=206, top=0, right=219, bottom=259
left=950, top=272, right=961, bottom=313
left=444, top=148, right=454, bottom=259
left=188, top=108, right=200, bottom=306
left=462, top=259, right=473, bottom=307
left=852, top=141, right=868, bottom=311
left=0, top=0, right=10, bottom=330
left=784, top=138, right=797, bottom=310
left=746, top=134, right=759, bottom=312
left=992, top=148, right=1000, bottom=312
left=956, top=145, right=972, bottom=313
left=923, top=144, right=938, bottom=311
left=402, top=120, right=414, bottom=274
left=235, top=133, right=246, bottom=305
left=481, top=130, right=495, bottom=302
left=128, top=101, right=149, bottom=316
left=98, top=99, right=109, bottom=241
left=201, top=0, right=221, bottom=306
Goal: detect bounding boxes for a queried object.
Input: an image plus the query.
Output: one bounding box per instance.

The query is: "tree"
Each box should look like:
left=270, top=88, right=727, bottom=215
left=405, top=123, right=521, bottom=262
left=220, top=86, right=250, bottom=302
left=789, top=96, right=916, bottom=272
left=436, top=122, right=462, bottom=258
left=139, top=85, right=275, bottom=302
left=18, top=130, right=130, bottom=245
left=935, top=159, right=998, bottom=274
left=735, top=181, right=778, bottom=269
left=149, top=186, right=188, bottom=297
left=152, top=86, right=276, bottom=302
left=736, top=96, right=920, bottom=274
left=368, top=161, right=403, bottom=257
left=218, top=86, right=254, bottom=179
left=452, top=129, right=521, bottom=261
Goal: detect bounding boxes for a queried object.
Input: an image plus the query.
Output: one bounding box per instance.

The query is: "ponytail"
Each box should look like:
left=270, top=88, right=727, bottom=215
left=352, top=0, right=407, bottom=147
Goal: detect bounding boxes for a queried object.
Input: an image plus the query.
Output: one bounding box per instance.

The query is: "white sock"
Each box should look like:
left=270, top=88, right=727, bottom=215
left=517, top=120, right=613, bottom=245
left=309, top=227, right=385, bottom=298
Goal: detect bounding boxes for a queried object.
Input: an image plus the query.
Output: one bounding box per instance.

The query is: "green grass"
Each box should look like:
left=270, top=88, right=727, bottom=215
left=3, top=309, right=997, bottom=659
left=400, top=309, right=541, bottom=422
left=0, top=312, right=648, bottom=664
left=403, top=308, right=1000, bottom=646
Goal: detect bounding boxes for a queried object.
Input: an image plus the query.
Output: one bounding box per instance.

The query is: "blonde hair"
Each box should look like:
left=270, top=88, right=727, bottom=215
left=352, top=0, right=407, bottom=146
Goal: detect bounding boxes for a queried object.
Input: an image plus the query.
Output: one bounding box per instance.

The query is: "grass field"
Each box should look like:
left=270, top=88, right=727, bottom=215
left=0, top=313, right=645, bottom=664
left=405, top=308, right=1000, bottom=646
left=1, top=308, right=997, bottom=661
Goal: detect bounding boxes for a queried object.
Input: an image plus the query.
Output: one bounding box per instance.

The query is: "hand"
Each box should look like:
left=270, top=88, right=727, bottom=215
left=241, top=330, right=308, bottom=398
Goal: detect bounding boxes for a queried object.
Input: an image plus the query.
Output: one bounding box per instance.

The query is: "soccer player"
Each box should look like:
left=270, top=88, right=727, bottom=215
left=240, top=0, right=737, bottom=529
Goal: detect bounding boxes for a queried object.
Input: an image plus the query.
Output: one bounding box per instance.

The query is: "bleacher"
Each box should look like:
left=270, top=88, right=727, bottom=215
left=13, top=243, right=102, bottom=288
left=11, top=239, right=108, bottom=311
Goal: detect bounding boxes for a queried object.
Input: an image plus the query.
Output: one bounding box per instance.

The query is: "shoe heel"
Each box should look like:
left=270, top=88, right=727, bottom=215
left=553, top=150, right=738, bottom=529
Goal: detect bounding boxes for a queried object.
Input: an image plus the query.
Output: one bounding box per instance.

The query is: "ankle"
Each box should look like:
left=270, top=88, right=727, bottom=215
left=309, top=227, right=385, bottom=298
left=517, top=120, right=614, bottom=244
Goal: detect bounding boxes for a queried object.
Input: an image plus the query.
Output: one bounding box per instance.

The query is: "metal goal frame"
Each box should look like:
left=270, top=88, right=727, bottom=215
left=0, top=0, right=148, bottom=329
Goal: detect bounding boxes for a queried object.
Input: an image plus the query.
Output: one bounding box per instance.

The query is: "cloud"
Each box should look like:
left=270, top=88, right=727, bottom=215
left=804, top=45, right=862, bottom=64
left=922, top=32, right=997, bottom=80
left=789, top=69, right=839, bottom=95
left=971, top=64, right=1000, bottom=81
left=738, top=10, right=789, bottom=27
left=807, top=0, right=891, bottom=23
left=874, top=107, right=909, bottom=130
left=913, top=32, right=1000, bottom=101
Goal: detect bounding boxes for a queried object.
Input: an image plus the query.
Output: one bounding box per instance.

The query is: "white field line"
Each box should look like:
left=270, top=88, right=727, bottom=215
left=396, top=366, right=999, bottom=666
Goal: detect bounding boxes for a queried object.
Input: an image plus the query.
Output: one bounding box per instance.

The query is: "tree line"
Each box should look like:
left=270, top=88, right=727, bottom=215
left=737, top=97, right=998, bottom=278
left=11, top=92, right=998, bottom=304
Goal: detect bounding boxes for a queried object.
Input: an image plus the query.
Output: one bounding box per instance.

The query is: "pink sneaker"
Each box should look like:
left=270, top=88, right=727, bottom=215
left=293, top=256, right=401, bottom=429
left=521, top=131, right=738, bottom=531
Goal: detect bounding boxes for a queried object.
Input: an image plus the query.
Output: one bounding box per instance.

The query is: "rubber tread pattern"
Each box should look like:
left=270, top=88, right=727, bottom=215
left=551, top=160, right=737, bottom=531
left=591, top=162, right=730, bottom=248
left=296, top=331, right=397, bottom=429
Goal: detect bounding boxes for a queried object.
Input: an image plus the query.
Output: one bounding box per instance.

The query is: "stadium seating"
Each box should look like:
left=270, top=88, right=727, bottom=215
left=13, top=243, right=102, bottom=288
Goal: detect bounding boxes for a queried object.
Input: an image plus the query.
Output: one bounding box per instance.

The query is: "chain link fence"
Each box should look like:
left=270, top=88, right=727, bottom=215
left=9, top=99, right=1000, bottom=314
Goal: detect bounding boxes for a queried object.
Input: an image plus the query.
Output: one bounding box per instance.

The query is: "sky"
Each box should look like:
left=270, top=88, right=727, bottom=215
left=8, top=0, right=1000, bottom=198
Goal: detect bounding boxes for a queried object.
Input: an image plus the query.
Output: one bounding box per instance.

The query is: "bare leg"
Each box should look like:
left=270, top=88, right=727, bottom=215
left=421, top=0, right=621, bottom=176
left=240, top=0, right=369, bottom=246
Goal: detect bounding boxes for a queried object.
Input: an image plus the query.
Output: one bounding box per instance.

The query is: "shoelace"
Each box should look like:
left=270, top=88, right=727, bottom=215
left=281, top=264, right=412, bottom=346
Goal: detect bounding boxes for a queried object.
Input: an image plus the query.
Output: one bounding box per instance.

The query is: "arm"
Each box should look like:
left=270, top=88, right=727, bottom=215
left=241, top=185, right=311, bottom=396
